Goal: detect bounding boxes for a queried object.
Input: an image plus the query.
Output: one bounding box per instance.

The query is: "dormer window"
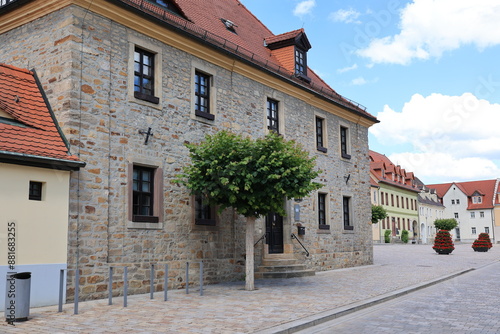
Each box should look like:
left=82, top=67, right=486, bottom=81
left=152, top=0, right=185, bottom=18
left=472, top=196, right=482, bottom=204
left=295, top=48, right=306, bottom=75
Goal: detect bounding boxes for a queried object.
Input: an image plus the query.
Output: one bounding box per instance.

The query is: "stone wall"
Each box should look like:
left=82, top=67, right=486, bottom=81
left=0, top=4, right=373, bottom=301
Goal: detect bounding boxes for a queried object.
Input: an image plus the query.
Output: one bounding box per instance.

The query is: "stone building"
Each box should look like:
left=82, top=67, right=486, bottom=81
left=0, top=0, right=377, bottom=302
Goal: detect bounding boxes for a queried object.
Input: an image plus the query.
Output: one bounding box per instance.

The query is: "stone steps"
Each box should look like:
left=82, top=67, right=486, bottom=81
left=255, top=256, right=315, bottom=279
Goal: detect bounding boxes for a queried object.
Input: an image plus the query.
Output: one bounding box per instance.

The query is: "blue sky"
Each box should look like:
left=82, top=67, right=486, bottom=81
left=240, top=0, right=500, bottom=184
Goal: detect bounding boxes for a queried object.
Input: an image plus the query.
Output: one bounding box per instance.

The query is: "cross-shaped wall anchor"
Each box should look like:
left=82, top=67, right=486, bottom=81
left=138, top=127, right=153, bottom=145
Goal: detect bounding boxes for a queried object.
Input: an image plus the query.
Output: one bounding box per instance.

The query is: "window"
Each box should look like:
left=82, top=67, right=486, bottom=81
left=480, top=211, right=484, bottom=218
left=194, top=194, right=216, bottom=226
left=315, top=117, right=327, bottom=153
left=396, top=196, right=399, bottom=208
left=472, top=196, right=482, bottom=204
left=471, top=212, right=475, bottom=218
left=451, top=199, right=455, bottom=205
left=385, top=193, right=388, bottom=206
left=485, top=227, right=489, bottom=234
left=340, top=126, right=351, bottom=159
left=295, top=48, right=306, bottom=76
left=456, top=199, right=460, bottom=204
left=454, top=212, right=459, bottom=219
left=343, top=196, right=353, bottom=230
left=472, top=227, right=476, bottom=234
left=381, top=192, right=384, bottom=205
left=318, top=193, right=329, bottom=229
left=29, top=181, right=43, bottom=201
left=134, top=47, right=159, bottom=104
left=267, top=99, right=279, bottom=133
left=132, top=166, right=159, bottom=223
left=391, top=194, right=394, bottom=207
left=194, top=71, right=214, bottom=120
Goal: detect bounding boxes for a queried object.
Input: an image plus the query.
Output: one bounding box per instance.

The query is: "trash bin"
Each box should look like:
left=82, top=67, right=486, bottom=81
left=5, top=272, right=31, bottom=322
left=298, top=226, right=306, bottom=235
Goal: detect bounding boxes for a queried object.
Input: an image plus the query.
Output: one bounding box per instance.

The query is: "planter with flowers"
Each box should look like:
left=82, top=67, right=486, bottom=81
left=472, top=233, right=493, bottom=252
left=432, top=219, right=458, bottom=255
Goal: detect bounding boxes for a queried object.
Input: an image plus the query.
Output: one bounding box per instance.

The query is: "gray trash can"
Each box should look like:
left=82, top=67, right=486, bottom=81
left=5, top=272, right=31, bottom=322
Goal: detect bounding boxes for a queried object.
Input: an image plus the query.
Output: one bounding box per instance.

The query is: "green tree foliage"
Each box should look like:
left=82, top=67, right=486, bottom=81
left=434, top=218, right=458, bottom=231
left=371, top=205, right=387, bottom=224
left=178, top=131, right=322, bottom=217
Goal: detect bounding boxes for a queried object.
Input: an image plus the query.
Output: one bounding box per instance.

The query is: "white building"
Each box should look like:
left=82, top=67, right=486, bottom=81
left=428, top=180, right=498, bottom=243
left=417, top=189, right=445, bottom=244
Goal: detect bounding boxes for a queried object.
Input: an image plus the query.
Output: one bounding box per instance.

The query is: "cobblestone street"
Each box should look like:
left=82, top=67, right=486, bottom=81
left=1, top=243, right=499, bottom=333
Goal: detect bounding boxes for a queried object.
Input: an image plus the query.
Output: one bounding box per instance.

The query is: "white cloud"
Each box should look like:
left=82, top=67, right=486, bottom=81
left=293, top=0, right=316, bottom=17
left=370, top=93, right=500, bottom=182
left=357, top=0, right=500, bottom=65
left=329, top=8, right=361, bottom=24
left=337, top=64, right=358, bottom=73
left=351, top=77, right=367, bottom=85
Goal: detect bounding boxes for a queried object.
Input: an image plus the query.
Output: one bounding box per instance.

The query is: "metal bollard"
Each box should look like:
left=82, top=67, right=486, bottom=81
left=108, top=267, right=113, bottom=305
left=164, top=264, right=168, bottom=301
left=150, top=264, right=155, bottom=299
left=58, top=269, right=64, bottom=312
left=185, top=262, right=190, bottom=294
left=74, top=269, right=79, bottom=315
left=124, top=267, right=128, bottom=307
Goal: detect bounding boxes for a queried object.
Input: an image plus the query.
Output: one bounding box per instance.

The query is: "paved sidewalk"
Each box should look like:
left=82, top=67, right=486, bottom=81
left=1, top=243, right=499, bottom=333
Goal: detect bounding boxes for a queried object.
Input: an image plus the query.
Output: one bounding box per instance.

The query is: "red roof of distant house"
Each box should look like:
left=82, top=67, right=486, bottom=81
left=369, top=150, right=420, bottom=192
left=427, top=179, right=499, bottom=210
left=0, top=63, right=82, bottom=169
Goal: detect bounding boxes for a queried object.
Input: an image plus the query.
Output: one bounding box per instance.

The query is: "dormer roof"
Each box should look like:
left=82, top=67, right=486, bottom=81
left=264, top=28, right=311, bottom=51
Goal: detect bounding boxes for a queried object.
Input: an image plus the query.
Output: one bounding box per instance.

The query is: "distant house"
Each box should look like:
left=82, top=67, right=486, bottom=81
left=369, top=150, right=420, bottom=242
left=428, top=180, right=499, bottom=243
left=417, top=186, right=445, bottom=244
left=0, top=63, right=84, bottom=310
left=0, top=0, right=377, bottom=301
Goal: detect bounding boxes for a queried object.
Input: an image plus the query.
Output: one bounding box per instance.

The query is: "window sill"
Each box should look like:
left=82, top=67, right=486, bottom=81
left=318, top=224, right=330, bottom=230
left=343, top=226, right=354, bottom=233
left=134, top=91, right=159, bottom=104
left=195, top=218, right=216, bottom=226
left=317, top=146, right=328, bottom=153
left=127, top=221, right=163, bottom=230
left=341, top=153, right=351, bottom=160
left=133, top=215, right=159, bottom=223
left=195, top=110, right=215, bottom=121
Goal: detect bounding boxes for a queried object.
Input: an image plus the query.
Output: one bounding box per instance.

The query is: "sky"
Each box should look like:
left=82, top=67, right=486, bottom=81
left=239, top=0, right=500, bottom=185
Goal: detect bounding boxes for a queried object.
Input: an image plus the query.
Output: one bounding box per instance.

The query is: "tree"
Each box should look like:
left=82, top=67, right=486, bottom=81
left=434, top=218, right=458, bottom=231
left=371, top=205, right=387, bottom=224
left=178, top=131, right=322, bottom=290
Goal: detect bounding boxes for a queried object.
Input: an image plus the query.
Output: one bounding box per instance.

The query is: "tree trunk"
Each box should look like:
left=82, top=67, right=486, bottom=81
left=245, top=216, right=256, bottom=291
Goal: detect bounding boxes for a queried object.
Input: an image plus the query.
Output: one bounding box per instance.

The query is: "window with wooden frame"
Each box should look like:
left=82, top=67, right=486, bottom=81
left=315, top=116, right=327, bottom=153
left=340, top=126, right=351, bottom=159
left=132, top=165, right=159, bottom=223
left=134, top=47, right=159, bottom=104
left=194, top=194, right=216, bottom=226
left=29, top=181, right=43, bottom=201
left=295, top=48, right=306, bottom=76
left=194, top=71, right=214, bottom=120
left=343, top=196, right=353, bottom=230
left=266, top=98, right=280, bottom=134
left=318, top=193, right=329, bottom=230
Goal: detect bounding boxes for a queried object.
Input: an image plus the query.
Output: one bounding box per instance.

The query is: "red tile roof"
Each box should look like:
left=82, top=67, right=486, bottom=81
left=428, top=180, right=498, bottom=210
left=117, top=0, right=376, bottom=120
left=0, top=63, right=81, bottom=165
left=369, top=150, right=420, bottom=192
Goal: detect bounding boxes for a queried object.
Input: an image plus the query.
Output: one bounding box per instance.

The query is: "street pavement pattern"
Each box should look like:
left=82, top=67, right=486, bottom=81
left=1, top=244, right=499, bottom=333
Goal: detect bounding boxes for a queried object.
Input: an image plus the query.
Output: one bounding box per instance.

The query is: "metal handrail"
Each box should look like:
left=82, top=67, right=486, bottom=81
left=291, top=233, right=309, bottom=257
left=254, top=233, right=266, bottom=247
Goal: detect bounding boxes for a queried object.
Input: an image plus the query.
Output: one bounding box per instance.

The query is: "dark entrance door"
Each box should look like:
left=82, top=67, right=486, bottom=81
left=266, top=212, right=284, bottom=254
